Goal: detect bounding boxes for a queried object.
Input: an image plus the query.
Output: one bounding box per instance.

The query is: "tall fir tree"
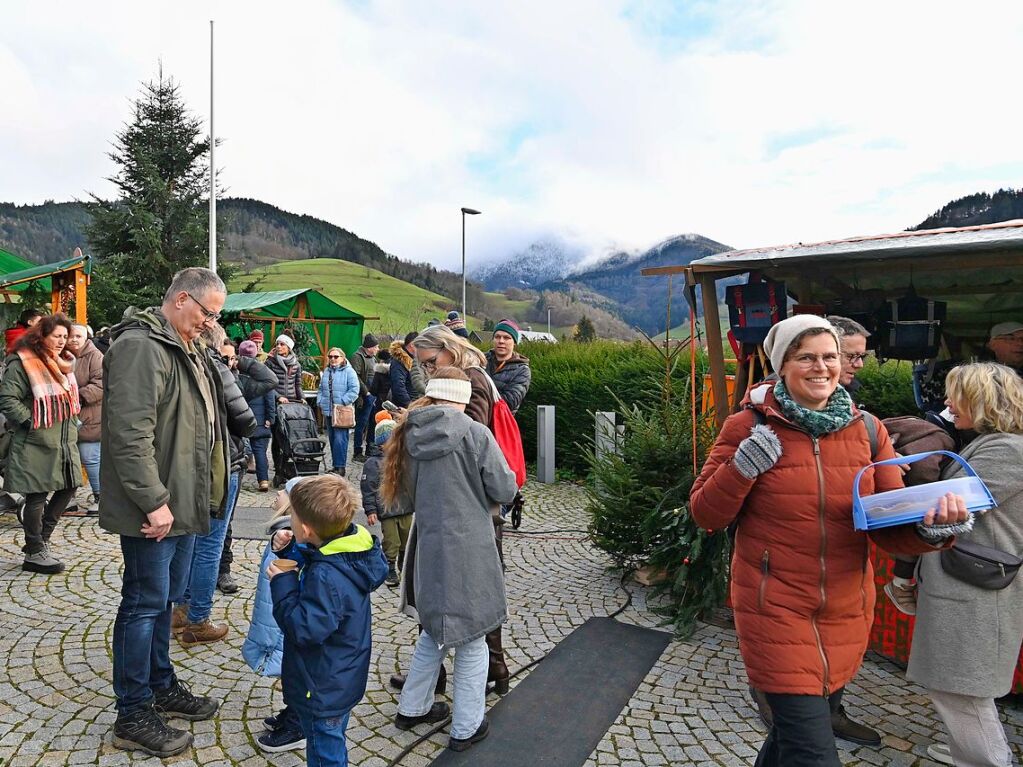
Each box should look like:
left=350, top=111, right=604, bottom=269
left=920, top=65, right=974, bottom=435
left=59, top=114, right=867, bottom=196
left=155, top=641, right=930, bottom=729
left=87, top=69, right=230, bottom=325
left=573, top=314, right=596, bottom=343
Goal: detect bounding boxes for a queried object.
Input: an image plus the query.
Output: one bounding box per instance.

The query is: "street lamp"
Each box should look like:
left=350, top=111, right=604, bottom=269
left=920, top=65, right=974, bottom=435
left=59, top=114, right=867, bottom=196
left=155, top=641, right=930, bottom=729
left=461, top=207, right=481, bottom=318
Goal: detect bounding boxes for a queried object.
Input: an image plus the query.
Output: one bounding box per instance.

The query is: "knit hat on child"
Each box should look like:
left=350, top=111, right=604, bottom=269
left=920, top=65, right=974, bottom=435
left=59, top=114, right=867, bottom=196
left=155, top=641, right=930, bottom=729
left=375, top=419, right=397, bottom=445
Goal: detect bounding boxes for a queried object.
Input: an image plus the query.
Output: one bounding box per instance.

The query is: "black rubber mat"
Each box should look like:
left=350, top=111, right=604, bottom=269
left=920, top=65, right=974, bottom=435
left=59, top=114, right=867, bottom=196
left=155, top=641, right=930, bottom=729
left=429, top=617, right=671, bottom=766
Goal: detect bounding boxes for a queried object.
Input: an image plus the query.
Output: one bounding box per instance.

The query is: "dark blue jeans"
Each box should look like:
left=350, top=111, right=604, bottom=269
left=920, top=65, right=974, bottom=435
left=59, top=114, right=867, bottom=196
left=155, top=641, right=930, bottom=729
left=754, top=690, right=842, bottom=766
left=251, top=436, right=271, bottom=483
left=299, top=710, right=351, bottom=767
left=353, top=395, right=376, bottom=454
left=113, top=533, right=195, bottom=712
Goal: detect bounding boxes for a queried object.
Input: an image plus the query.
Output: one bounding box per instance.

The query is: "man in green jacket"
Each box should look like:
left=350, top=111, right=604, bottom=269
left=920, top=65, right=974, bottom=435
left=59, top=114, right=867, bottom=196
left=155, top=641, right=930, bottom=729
left=350, top=333, right=379, bottom=460
left=100, top=268, right=228, bottom=758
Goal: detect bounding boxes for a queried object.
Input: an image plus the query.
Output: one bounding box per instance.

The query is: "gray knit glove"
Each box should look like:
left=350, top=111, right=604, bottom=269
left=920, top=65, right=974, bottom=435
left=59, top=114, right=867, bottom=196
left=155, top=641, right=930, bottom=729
left=732, top=424, right=783, bottom=480
left=916, top=512, right=975, bottom=542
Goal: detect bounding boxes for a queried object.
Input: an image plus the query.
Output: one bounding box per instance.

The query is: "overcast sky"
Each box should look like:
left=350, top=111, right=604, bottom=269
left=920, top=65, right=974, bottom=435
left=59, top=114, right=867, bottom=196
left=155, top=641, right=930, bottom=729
left=3, top=0, right=1023, bottom=270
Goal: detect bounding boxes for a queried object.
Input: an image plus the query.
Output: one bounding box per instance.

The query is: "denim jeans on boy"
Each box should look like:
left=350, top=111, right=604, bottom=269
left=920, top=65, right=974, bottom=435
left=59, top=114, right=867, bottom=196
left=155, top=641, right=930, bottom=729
left=183, top=469, right=241, bottom=623
left=325, top=424, right=350, bottom=470
left=78, top=441, right=101, bottom=496
left=112, top=533, right=196, bottom=713
left=251, top=436, right=271, bottom=482
left=353, top=394, right=375, bottom=454
left=398, top=630, right=487, bottom=740
left=298, top=710, right=351, bottom=767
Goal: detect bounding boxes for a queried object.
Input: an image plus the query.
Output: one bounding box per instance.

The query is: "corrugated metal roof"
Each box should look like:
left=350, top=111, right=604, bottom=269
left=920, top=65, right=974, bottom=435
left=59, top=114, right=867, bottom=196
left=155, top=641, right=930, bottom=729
left=690, top=219, right=1023, bottom=272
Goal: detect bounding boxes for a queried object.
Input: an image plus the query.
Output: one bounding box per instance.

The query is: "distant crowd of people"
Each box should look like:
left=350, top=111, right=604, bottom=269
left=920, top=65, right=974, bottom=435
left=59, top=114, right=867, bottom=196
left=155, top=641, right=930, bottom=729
left=0, top=269, right=533, bottom=765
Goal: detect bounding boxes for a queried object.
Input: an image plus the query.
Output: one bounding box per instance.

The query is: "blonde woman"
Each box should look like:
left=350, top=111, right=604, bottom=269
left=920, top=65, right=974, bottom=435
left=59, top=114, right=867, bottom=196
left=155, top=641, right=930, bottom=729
left=907, top=362, right=1023, bottom=766
left=411, top=325, right=494, bottom=426
left=316, top=347, right=359, bottom=476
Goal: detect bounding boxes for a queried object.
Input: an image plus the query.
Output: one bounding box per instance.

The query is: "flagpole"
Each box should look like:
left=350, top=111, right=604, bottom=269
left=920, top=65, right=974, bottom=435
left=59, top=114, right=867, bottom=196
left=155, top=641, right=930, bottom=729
left=209, top=19, right=216, bottom=272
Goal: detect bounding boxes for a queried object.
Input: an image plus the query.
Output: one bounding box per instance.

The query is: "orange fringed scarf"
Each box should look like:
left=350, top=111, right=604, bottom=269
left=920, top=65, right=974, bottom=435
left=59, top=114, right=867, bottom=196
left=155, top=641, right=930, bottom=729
left=17, top=348, right=81, bottom=429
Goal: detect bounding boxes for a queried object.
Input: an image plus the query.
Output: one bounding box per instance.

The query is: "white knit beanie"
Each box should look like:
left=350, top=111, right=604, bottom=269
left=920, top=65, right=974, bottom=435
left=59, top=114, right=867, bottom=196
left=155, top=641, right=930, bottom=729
left=276, top=334, right=295, bottom=351
left=425, top=377, right=472, bottom=404
left=763, top=315, right=841, bottom=374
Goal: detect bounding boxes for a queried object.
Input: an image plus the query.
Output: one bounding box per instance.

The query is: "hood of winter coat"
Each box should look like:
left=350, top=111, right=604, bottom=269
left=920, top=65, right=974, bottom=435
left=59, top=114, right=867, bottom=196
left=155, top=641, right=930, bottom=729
left=302, top=524, right=388, bottom=594
left=389, top=341, right=413, bottom=371
left=110, top=306, right=189, bottom=349
left=404, top=405, right=472, bottom=461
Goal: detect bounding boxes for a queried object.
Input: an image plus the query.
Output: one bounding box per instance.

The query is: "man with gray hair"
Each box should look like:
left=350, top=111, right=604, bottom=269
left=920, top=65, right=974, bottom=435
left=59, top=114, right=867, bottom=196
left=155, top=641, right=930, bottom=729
left=100, top=267, right=227, bottom=757
left=827, top=315, right=871, bottom=400
left=66, top=323, right=103, bottom=511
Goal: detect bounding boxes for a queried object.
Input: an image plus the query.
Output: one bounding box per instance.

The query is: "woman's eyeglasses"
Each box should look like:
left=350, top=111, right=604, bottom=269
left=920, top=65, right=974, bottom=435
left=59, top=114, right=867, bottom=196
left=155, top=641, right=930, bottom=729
left=790, top=353, right=841, bottom=368
left=328, top=354, right=341, bottom=359
left=419, top=354, right=439, bottom=372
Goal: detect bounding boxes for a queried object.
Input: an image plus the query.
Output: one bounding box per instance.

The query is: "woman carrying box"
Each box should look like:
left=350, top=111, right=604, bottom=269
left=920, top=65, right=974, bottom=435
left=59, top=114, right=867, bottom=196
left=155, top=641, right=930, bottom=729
left=690, top=314, right=971, bottom=767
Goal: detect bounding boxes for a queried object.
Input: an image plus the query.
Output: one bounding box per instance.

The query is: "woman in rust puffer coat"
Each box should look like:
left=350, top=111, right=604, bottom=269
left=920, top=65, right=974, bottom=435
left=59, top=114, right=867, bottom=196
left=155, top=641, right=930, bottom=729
left=691, top=315, right=970, bottom=766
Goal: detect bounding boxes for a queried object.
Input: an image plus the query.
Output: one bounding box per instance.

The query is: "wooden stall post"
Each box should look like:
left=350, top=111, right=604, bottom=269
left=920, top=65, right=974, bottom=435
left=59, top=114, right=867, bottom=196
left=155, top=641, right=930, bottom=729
left=699, top=273, right=729, bottom=428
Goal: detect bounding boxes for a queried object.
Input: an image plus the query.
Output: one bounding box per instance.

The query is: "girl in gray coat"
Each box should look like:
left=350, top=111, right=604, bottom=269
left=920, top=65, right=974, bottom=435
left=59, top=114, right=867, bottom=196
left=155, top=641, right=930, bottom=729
left=381, top=367, right=517, bottom=753
left=907, top=362, right=1023, bottom=767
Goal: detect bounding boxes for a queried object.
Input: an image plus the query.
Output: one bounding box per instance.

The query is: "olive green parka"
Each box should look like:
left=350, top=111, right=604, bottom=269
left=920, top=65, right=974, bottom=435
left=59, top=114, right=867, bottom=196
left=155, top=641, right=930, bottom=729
left=98, top=308, right=229, bottom=538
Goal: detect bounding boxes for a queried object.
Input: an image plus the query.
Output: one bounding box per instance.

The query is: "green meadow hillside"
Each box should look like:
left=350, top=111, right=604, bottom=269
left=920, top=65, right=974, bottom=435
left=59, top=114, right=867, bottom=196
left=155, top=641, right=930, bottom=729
left=232, top=258, right=476, bottom=336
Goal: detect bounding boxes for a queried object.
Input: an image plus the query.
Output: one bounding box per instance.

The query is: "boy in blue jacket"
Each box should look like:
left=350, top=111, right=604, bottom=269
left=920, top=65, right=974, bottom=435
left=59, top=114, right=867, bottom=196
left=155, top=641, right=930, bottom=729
left=268, top=473, right=388, bottom=767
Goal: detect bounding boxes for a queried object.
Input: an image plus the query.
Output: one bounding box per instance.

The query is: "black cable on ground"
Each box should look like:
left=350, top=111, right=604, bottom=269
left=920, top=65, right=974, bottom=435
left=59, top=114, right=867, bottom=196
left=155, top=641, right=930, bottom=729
left=383, top=569, right=636, bottom=767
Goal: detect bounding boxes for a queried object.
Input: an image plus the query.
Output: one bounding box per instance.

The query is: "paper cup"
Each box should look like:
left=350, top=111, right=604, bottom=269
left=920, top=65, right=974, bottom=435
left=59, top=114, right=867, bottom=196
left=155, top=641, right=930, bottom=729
left=275, top=558, right=299, bottom=571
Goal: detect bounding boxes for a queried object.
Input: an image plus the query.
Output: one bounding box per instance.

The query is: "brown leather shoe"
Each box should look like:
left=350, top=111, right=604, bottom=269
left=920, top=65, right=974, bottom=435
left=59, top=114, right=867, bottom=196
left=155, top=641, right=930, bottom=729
left=178, top=619, right=229, bottom=647
left=171, top=605, right=189, bottom=635
left=258, top=480, right=270, bottom=492
left=832, top=705, right=881, bottom=746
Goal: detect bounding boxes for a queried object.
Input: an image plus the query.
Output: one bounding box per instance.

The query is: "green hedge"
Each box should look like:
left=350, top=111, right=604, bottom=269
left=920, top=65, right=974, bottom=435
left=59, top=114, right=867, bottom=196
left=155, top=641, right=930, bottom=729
left=515, top=341, right=699, bottom=476
left=855, top=358, right=918, bottom=418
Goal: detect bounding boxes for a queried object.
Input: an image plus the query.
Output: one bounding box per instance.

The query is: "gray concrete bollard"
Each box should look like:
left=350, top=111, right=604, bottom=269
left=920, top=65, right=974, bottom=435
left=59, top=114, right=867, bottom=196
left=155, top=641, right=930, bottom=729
left=537, top=405, right=556, bottom=483
left=595, top=411, right=618, bottom=461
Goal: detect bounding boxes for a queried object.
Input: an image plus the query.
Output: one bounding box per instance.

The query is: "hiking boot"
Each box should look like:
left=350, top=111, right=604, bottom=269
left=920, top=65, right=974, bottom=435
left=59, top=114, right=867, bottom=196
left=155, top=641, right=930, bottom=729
left=750, top=686, right=773, bottom=729
left=171, top=604, right=189, bottom=634
left=926, top=743, right=955, bottom=765
left=831, top=705, right=881, bottom=746
left=23, top=548, right=64, bottom=575
left=258, top=480, right=270, bottom=492
left=448, top=716, right=490, bottom=752
left=394, top=702, right=451, bottom=731
left=884, top=580, right=917, bottom=615
left=385, top=565, right=399, bottom=587
left=390, top=665, right=447, bottom=695
left=153, top=679, right=218, bottom=721
left=258, top=725, right=306, bottom=752
left=178, top=619, right=229, bottom=647
left=112, top=703, right=193, bottom=757
left=352, top=450, right=364, bottom=462
left=216, top=572, right=239, bottom=594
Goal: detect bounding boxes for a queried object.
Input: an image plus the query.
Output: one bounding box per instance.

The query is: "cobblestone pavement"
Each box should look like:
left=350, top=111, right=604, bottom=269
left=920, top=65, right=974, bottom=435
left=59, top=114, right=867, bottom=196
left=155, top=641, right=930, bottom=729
left=0, top=474, right=1020, bottom=766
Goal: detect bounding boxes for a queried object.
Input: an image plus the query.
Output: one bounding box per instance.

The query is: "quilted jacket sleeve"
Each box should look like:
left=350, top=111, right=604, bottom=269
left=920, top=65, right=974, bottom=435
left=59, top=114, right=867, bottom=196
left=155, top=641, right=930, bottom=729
left=689, top=410, right=758, bottom=532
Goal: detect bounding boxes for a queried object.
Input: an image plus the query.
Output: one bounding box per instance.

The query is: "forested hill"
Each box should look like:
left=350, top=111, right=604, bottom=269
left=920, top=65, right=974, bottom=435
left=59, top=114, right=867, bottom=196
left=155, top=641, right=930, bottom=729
left=0, top=197, right=485, bottom=307
left=913, top=188, right=1023, bottom=230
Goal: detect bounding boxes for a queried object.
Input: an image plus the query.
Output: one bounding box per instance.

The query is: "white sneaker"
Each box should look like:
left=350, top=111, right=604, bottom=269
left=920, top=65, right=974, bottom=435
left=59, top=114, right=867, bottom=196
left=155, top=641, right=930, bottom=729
left=926, top=743, right=954, bottom=765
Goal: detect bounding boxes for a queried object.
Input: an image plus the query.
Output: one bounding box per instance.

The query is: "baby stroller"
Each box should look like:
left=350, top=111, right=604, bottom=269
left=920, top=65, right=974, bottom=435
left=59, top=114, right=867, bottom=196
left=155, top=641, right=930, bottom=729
left=272, top=401, right=325, bottom=487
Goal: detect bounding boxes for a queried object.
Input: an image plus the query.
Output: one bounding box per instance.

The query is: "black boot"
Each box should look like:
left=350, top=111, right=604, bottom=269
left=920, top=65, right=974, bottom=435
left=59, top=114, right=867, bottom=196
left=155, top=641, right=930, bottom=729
left=153, top=679, right=219, bottom=721
left=112, top=702, right=193, bottom=757
left=486, top=627, right=509, bottom=695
